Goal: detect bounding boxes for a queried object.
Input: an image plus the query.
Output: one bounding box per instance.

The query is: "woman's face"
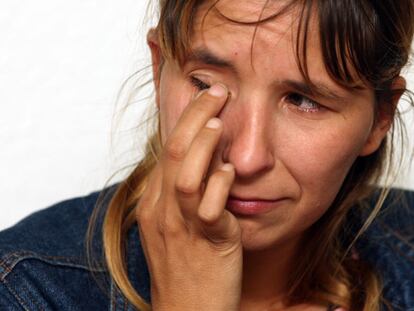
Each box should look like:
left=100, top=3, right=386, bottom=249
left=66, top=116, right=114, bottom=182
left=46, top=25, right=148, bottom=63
left=150, top=1, right=389, bottom=251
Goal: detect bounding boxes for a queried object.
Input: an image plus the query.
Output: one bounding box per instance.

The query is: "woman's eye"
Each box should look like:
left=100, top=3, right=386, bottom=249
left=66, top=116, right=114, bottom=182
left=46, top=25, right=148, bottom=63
left=285, top=93, right=322, bottom=113
left=190, top=76, right=211, bottom=91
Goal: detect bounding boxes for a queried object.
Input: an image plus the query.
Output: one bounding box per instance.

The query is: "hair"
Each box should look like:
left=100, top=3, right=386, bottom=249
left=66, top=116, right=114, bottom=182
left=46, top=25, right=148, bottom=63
left=88, top=1, right=414, bottom=310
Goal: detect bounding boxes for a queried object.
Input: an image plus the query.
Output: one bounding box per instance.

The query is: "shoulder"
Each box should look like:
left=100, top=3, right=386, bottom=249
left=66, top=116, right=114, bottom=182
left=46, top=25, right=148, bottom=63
left=0, top=184, right=117, bottom=263
left=352, top=188, right=414, bottom=310
left=0, top=184, right=118, bottom=310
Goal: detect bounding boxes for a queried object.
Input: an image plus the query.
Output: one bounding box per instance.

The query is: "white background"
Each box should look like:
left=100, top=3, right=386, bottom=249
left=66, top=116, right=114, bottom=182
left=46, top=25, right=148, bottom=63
left=1, top=1, right=413, bottom=231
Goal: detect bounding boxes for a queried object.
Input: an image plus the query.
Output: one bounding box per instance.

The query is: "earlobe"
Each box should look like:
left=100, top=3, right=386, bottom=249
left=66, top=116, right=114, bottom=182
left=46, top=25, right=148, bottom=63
left=147, top=28, right=163, bottom=109
left=359, top=77, right=406, bottom=157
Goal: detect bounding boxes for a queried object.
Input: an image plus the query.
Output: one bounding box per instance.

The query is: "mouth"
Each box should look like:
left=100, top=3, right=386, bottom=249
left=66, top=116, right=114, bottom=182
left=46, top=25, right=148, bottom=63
left=226, top=195, right=287, bottom=216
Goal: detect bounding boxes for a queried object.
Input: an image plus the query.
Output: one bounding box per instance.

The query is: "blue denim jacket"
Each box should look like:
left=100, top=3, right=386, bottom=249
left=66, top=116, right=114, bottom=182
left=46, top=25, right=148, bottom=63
left=0, top=184, right=413, bottom=310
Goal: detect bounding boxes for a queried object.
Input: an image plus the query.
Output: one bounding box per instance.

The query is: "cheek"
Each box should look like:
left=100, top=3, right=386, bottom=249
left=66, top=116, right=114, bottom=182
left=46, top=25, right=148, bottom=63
left=279, top=116, right=373, bottom=211
left=158, top=67, right=194, bottom=144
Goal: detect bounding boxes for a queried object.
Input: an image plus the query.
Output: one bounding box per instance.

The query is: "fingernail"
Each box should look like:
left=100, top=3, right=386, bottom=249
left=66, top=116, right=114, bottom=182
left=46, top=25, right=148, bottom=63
left=206, top=118, right=222, bottom=129
left=221, top=163, right=234, bottom=172
left=208, top=83, right=228, bottom=98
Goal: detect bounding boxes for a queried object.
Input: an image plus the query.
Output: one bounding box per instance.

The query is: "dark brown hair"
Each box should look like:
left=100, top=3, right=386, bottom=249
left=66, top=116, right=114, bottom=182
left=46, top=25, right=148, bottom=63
left=91, top=1, right=414, bottom=310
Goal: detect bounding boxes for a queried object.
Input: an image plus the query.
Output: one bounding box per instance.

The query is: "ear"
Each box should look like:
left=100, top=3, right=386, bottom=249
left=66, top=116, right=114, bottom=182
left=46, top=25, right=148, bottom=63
left=147, top=28, right=163, bottom=109
left=359, top=77, right=406, bottom=156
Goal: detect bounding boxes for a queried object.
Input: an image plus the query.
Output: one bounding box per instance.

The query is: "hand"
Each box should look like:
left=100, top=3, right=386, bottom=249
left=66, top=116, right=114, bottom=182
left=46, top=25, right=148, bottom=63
left=136, top=83, right=242, bottom=311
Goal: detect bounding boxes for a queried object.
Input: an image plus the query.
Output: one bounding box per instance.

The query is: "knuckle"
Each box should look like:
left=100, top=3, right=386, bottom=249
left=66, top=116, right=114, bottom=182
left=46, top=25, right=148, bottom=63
left=208, top=238, right=242, bottom=254
left=136, top=206, right=152, bottom=227
left=198, top=211, right=217, bottom=226
left=164, top=140, right=187, bottom=162
left=175, top=176, right=199, bottom=197
left=228, top=219, right=242, bottom=240
left=137, top=193, right=151, bottom=210
left=159, top=213, right=183, bottom=237
left=136, top=194, right=153, bottom=218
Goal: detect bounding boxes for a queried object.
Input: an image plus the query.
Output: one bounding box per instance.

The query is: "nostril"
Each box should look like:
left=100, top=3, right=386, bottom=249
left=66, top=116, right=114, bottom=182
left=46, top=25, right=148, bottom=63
left=227, top=148, right=275, bottom=179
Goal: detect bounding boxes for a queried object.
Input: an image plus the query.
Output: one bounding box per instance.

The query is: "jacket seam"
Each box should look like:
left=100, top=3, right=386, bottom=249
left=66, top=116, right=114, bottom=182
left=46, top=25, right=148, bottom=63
left=0, top=251, right=105, bottom=281
left=1, top=277, right=31, bottom=311
left=110, top=278, right=131, bottom=311
left=110, top=278, right=117, bottom=311
left=9, top=278, right=45, bottom=311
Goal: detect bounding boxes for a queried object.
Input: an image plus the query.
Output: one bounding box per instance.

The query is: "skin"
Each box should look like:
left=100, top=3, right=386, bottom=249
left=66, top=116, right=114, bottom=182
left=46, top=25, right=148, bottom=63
left=138, top=1, right=404, bottom=310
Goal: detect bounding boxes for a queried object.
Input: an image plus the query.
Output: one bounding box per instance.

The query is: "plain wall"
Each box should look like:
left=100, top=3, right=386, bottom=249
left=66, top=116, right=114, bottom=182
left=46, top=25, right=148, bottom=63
left=1, top=1, right=413, bottom=230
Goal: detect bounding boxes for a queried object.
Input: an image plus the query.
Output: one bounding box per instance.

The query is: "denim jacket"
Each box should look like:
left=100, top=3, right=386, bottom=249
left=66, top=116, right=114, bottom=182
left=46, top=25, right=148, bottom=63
left=0, top=184, right=413, bottom=310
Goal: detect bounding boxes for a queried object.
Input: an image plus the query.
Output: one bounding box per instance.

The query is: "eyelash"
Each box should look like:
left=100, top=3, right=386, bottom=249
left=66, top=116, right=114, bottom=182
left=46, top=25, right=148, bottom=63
left=284, top=93, right=322, bottom=113
left=190, top=76, right=323, bottom=113
left=190, top=76, right=211, bottom=91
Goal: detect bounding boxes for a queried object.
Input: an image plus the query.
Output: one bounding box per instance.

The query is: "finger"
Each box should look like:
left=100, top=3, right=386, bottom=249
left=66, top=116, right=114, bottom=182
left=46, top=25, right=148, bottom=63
left=175, top=118, right=223, bottom=219
left=162, top=83, right=229, bottom=192
left=197, top=164, right=241, bottom=242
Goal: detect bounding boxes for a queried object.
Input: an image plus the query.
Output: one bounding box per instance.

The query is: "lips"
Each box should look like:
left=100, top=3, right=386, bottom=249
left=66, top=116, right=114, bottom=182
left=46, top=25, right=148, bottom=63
left=226, top=195, right=287, bottom=216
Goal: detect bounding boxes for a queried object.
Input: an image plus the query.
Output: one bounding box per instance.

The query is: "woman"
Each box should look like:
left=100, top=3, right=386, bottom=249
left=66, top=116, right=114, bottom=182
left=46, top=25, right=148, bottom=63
left=0, top=0, right=413, bottom=310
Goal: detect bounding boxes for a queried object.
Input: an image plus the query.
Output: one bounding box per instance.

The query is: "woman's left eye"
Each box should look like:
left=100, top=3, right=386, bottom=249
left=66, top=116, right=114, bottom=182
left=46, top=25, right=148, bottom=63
left=190, top=76, right=211, bottom=91
left=285, top=93, right=322, bottom=113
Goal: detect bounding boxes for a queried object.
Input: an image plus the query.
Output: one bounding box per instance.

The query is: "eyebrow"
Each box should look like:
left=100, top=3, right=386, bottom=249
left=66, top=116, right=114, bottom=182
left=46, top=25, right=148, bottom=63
left=187, top=47, right=350, bottom=102
left=282, top=80, right=349, bottom=103
left=187, top=48, right=237, bottom=74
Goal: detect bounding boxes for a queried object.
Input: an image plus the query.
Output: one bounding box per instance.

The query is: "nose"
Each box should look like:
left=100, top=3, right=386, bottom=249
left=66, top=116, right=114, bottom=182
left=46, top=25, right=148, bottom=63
left=222, top=101, right=275, bottom=179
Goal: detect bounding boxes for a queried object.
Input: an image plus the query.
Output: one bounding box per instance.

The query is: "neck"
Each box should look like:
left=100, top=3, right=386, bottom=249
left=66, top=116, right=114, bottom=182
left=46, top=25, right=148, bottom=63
left=241, top=236, right=304, bottom=309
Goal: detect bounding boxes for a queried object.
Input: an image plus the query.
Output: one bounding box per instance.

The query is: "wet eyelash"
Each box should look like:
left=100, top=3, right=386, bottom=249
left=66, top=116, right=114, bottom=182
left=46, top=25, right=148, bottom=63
left=190, top=76, right=210, bottom=91
left=285, top=93, right=322, bottom=113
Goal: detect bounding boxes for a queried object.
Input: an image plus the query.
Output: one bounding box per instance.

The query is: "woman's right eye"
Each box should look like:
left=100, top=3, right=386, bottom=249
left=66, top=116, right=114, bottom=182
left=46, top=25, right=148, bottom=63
left=190, top=76, right=211, bottom=91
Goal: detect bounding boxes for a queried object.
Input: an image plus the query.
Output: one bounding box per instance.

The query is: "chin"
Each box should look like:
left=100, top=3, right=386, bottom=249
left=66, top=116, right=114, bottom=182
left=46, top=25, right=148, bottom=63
left=237, top=218, right=304, bottom=253
left=238, top=220, right=281, bottom=252
left=241, top=241, right=274, bottom=252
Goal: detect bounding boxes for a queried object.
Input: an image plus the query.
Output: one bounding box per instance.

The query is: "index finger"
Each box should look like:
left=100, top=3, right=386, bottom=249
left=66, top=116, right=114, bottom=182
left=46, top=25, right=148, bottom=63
left=161, top=83, right=230, bottom=191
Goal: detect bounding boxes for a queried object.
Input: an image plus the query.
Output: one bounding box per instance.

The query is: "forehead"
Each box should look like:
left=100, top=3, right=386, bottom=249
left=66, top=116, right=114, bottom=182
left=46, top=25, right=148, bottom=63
left=189, top=0, right=321, bottom=76
left=203, top=0, right=292, bottom=22
left=193, top=0, right=305, bottom=43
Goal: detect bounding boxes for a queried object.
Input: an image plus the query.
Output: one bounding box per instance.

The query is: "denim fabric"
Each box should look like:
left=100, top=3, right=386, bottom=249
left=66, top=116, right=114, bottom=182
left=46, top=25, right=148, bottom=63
left=0, top=185, right=413, bottom=310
